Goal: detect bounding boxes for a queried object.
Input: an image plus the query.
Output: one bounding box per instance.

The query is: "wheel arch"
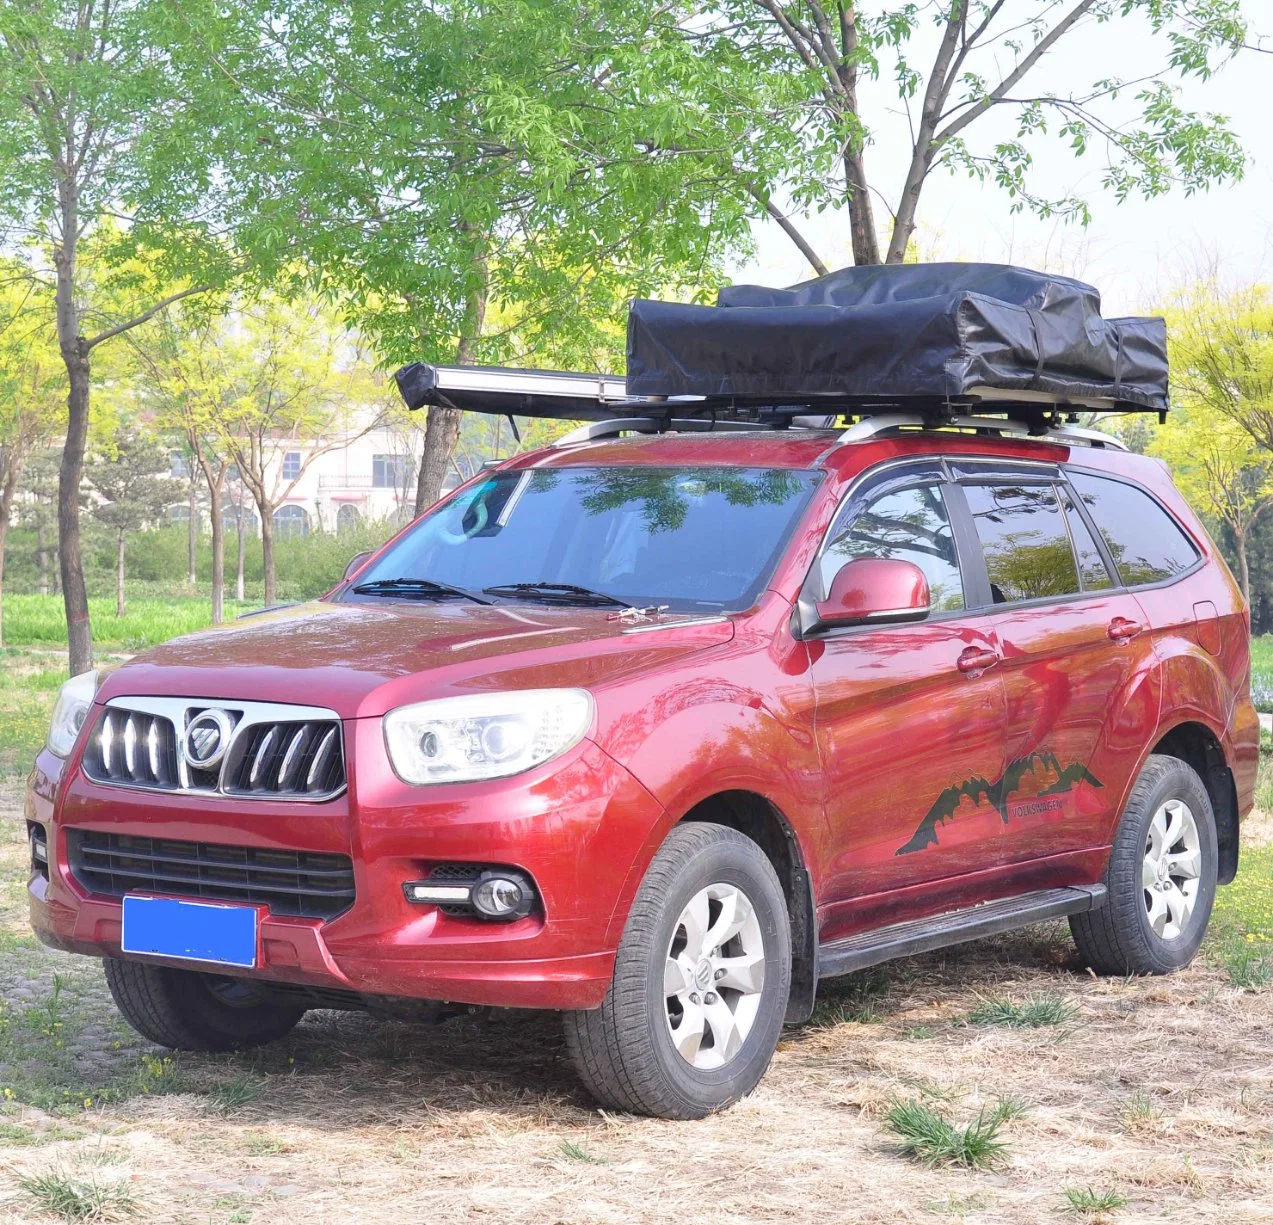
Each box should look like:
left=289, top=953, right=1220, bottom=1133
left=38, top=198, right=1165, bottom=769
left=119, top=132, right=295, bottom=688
left=1151, top=720, right=1240, bottom=885
left=604, top=788, right=818, bottom=1025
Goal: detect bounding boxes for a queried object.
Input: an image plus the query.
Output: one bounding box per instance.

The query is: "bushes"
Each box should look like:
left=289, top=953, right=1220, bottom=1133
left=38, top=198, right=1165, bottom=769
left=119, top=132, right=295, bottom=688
left=3, top=519, right=398, bottom=607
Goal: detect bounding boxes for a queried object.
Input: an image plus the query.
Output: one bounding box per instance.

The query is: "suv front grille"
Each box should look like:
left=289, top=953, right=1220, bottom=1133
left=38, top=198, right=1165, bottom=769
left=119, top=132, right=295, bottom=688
left=67, top=830, right=355, bottom=920
left=81, top=698, right=345, bottom=801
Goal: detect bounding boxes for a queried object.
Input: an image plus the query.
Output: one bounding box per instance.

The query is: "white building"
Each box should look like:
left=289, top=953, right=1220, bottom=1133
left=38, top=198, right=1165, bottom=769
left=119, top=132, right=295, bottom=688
left=169, top=409, right=462, bottom=537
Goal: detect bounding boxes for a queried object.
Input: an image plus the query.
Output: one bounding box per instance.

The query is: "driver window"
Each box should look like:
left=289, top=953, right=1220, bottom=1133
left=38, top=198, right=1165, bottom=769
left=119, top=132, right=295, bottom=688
left=820, top=483, right=965, bottom=613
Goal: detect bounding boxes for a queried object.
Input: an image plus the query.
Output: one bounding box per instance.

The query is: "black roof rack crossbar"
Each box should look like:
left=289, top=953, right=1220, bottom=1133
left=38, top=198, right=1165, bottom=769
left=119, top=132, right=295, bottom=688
left=395, top=361, right=1163, bottom=428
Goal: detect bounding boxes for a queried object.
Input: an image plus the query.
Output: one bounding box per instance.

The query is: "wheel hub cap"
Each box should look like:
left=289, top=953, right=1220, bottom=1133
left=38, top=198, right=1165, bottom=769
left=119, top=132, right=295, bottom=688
left=1141, top=798, right=1202, bottom=940
left=664, top=882, right=766, bottom=1070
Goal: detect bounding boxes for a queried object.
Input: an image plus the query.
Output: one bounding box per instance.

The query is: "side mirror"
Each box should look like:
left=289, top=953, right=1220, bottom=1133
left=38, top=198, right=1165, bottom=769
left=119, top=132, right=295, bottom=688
left=344, top=550, right=374, bottom=583
left=812, top=557, right=930, bottom=631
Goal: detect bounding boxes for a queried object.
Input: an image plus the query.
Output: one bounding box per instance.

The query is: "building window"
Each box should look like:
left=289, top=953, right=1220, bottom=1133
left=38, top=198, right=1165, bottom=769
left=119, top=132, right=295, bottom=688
left=282, top=451, right=302, bottom=480
left=336, top=504, right=362, bottom=533
left=167, top=504, right=191, bottom=525
left=273, top=504, right=309, bottom=538
left=170, top=452, right=189, bottom=478
left=372, top=454, right=407, bottom=489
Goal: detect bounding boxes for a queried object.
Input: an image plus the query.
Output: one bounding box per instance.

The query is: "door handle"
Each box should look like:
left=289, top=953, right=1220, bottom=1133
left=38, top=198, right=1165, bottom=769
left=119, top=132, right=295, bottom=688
left=957, top=646, right=1000, bottom=675
left=1107, top=617, right=1144, bottom=642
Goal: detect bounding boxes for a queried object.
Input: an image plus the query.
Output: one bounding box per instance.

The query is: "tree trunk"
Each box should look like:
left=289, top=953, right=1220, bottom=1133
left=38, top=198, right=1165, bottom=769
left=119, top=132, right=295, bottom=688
left=260, top=505, right=276, bottom=605
left=1236, top=528, right=1251, bottom=602
left=116, top=529, right=126, bottom=618
left=0, top=450, right=23, bottom=647
left=37, top=523, right=48, bottom=596
left=832, top=5, right=881, bottom=266
left=413, top=254, right=490, bottom=514
left=58, top=352, right=93, bottom=675
left=208, top=481, right=225, bottom=624
left=413, top=406, right=463, bottom=516
left=187, top=476, right=198, bottom=586
left=236, top=508, right=246, bottom=602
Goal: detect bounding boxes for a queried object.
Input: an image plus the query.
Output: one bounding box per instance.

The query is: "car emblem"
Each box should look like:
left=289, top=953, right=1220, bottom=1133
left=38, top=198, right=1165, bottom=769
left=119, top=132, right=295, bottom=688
left=181, top=709, right=236, bottom=772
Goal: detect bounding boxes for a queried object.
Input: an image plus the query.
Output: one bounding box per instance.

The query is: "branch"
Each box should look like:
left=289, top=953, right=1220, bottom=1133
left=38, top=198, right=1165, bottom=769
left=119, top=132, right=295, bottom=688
left=749, top=186, right=830, bottom=275
left=83, top=284, right=212, bottom=351
left=934, top=0, right=1097, bottom=146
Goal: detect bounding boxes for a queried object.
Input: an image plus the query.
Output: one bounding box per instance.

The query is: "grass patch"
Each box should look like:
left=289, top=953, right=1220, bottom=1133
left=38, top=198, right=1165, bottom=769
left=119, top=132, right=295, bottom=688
left=17, top=1168, right=139, bottom=1221
left=883, top=1096, right=1021, bottom=1169
left=1063, top=1186, right=1128, bottom=1217
left=0, top=1120, right=40, bottom=1144
left=559, top=1139, right=608, bottom=1164
left=811, top=968, right=891, bottom=1027
left=204, top=1074, right=264, bottom=1114
left=2, top=594, right=255, bottom=650
left=1118, top=1090, right=1160, bottom=1133
left=964, top=994, right=1077, bottom=1028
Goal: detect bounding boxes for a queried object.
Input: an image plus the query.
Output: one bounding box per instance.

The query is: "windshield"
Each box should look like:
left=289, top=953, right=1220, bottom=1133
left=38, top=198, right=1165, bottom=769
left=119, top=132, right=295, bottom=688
left=348, top=465, right=821, bottom=613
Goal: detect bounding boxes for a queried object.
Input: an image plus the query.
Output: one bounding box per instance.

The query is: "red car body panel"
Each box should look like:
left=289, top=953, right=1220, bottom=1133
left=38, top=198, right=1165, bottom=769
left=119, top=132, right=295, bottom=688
left=28, top=430, right=1259, bottom=1010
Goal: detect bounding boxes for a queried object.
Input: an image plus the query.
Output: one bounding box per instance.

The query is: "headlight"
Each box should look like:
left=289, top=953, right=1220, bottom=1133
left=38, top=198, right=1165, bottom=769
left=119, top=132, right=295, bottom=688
left=383, top=689, right=594, bottom=785
left=46, top=670, right=98, bottom=758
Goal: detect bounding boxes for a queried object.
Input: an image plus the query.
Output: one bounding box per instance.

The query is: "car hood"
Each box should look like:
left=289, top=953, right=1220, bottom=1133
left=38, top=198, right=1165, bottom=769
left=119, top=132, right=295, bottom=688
left=97, top=599, right=736, bottom=719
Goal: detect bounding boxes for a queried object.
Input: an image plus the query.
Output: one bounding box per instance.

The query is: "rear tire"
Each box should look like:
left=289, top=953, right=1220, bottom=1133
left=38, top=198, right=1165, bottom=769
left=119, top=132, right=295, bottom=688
left=564, top=822, right=791, bottom=1119
left=103, top=958, right=305, bottom=1052
left=1070, top=754, right=1217, bottom=976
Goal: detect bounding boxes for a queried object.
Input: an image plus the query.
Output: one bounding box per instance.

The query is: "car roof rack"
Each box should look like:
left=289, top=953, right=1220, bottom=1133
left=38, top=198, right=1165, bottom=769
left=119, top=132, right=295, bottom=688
left=394, top=362, right=1134, bottom=450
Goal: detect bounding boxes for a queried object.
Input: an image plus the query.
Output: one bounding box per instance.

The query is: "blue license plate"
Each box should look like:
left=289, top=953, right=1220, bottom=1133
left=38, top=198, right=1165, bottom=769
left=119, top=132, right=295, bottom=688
left=121, top=895, right=258, bottom=969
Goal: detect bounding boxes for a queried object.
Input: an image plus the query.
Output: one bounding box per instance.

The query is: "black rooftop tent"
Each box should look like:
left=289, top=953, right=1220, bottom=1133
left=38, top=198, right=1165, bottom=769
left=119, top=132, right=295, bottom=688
left=396, top=262, right=1168, bottom=425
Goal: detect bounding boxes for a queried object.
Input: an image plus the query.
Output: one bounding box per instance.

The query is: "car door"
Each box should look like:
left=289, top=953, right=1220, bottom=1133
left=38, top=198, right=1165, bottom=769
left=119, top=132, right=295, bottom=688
left=805, top=462, right=1009, bottom=939
left=952, top=464, right=1158, bottom=866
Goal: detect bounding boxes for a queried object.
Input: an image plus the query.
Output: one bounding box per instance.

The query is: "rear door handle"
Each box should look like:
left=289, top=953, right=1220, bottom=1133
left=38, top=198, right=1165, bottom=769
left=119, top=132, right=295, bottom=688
left=1107, top=617, right=1144, bottom=642
left=957, top=646, right=1000, bottom=675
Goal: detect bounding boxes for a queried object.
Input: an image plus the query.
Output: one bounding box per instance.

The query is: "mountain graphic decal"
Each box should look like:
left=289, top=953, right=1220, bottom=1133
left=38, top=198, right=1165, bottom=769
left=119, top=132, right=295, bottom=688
left=896, top=750, right=1102, bottom=856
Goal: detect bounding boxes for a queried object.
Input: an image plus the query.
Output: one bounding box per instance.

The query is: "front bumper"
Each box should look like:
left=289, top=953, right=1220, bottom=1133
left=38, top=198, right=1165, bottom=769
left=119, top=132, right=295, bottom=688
left=27, top=719, right=667, bottom=1011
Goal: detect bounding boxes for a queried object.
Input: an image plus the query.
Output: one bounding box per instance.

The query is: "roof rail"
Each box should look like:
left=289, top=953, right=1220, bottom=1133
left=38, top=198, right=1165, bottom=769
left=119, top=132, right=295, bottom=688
left=838, top=413, right=1127, bottom=451
left=553, top=417, right=781, bottom=445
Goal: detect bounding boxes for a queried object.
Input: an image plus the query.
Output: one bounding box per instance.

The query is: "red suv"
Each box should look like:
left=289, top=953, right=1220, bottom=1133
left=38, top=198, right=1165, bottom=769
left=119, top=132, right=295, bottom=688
left=27, top=415, right=1257, bottom=1119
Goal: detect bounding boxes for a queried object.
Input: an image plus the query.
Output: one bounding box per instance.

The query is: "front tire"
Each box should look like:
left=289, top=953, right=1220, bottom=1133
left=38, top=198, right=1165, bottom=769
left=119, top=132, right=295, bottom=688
left=1070, top=754, right=1218, bottom=976
left=564, top=822, right=791, bottom=1119
left=103, top=958, right=305, bottom=1052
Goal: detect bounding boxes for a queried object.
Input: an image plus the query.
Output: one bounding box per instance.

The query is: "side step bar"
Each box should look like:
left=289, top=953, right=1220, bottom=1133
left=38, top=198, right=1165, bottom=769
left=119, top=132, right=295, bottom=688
left=817, top=884, right=1106, bottom=980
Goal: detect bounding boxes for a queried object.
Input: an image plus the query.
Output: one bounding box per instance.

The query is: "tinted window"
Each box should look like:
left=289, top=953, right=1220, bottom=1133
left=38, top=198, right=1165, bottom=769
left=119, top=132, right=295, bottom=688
left=1059, top=487, right=1114, bottom=591
left=963, top=483, right=1080, bottom=604
left=1068, top=472, right=1199, bottom=586
left=821, top=483, right=964, bottom=612
left=352, top=466, right=820, bottom=613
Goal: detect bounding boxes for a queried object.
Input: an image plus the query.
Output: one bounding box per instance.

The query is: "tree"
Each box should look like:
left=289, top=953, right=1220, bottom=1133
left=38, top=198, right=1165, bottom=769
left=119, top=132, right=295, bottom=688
left=722, top=0, right=1250, bottom=266
left=0, top=3, right=235, bottom=674
left=152, top=0, right=799, bottom=509
left=85, top=431, right=183, bottom=616
left=1152, top=401, right=1273, bottom=598
left=203, top=295, right=386, bottom=606
left=19, top=449, right=62, bottom=597
left=1161, top=281, right=1273, bottom=595
left=0, top=272, right=64, bottom=644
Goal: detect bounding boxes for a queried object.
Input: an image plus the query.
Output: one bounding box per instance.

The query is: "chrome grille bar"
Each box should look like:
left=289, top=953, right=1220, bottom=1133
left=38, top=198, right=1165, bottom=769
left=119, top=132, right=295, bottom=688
left=81, top=697, right=345, bottom=802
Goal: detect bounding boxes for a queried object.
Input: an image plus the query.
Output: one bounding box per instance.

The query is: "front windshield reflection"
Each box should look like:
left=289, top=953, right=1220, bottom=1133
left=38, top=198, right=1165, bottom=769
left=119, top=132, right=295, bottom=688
left=349, top=466, right=821, bottom=613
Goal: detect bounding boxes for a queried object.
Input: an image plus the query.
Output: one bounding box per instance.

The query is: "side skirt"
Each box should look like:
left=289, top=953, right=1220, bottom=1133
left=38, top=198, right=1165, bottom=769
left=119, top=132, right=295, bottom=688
left=816, top=884, right=1107, bottom=980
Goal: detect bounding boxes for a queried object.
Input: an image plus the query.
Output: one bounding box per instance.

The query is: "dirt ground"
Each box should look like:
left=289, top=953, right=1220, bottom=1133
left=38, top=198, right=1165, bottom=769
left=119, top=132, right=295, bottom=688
left=1, top=776, right=1271, bottom=1225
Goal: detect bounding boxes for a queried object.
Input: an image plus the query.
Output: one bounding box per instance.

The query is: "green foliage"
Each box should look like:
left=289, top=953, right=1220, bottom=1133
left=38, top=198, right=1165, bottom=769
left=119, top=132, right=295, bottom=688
left=965, top=995, right=1078, bottom=1029
left=85, top=431, right=185, bottom=537
left=1064, top=1186, right=1128, bottom=1217
left=884, top=1095, right=1019, bottom=1169
left=811, top=968, right=891, bottom=1027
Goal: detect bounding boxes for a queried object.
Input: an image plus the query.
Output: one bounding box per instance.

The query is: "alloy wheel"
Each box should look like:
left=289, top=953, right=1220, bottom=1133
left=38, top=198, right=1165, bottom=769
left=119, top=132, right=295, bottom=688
left=1142, top=798, right=1202, bottom=940
left=664, top=882, right=765, bottom=1069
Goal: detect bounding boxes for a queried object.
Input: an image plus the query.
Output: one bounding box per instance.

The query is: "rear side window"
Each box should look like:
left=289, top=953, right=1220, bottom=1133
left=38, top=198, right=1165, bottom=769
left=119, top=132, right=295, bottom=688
left=1059, top=487, right=1114, bottom=592
left=963, top=483, right=1081, bottom=604
left=821, top=483, right=965, bottom=612
left=1068, top=472, right=1199, bottom=586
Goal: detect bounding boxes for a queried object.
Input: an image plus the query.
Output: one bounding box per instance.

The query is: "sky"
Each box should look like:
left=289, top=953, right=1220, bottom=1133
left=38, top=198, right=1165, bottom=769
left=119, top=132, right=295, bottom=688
left=728, top=5, right=1272, bottom=317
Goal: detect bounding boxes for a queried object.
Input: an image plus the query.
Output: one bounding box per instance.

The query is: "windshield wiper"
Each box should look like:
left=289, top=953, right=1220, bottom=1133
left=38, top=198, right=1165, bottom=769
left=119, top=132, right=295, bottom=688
left=481, top=581, right=627, bottom=607
left=352, top=578, right=493, bottom=605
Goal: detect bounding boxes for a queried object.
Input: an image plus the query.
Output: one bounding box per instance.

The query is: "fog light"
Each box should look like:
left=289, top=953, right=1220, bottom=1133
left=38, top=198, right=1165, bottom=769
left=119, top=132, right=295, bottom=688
left=472, top=870, right=534, bottom=920
left=28, top=822, right=49, bottom=880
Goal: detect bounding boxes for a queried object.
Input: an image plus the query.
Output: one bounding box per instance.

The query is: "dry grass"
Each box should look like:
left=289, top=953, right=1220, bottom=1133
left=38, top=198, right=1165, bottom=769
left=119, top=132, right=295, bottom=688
left=3, top=795, right=1273, bottom=1223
